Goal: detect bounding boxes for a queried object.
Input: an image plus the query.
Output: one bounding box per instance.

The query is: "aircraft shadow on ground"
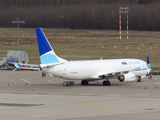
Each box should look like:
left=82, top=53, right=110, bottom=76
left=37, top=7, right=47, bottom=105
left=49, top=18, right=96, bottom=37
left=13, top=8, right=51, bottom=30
left=30, top=82, right=130, bottom=87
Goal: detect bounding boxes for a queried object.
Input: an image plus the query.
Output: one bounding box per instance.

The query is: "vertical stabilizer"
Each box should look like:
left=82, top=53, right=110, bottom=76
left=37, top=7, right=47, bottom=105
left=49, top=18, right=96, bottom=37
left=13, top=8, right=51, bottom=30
left=147, top=56, right=151, bottom=69
left=147, top=56, right=151, bottom=74
left=36, top=27, right=67, bottom=66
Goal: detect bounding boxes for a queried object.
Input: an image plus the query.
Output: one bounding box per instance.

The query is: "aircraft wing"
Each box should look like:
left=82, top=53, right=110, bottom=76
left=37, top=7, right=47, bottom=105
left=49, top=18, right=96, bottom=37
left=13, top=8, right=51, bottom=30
left=91, top=70, right=129, bottom=79
left=10, top=56, right=40, bottom=72
left=8, top=62, right=40, bottom=68
left=18, top=63, right=39, bottom=68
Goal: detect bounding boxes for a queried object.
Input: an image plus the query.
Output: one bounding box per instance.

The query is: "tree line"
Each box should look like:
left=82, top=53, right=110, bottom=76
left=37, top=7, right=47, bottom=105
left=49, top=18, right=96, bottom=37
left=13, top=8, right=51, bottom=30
left=0, top=0, right=158, bottom=8
left=0, top=0, right=160, bottom=30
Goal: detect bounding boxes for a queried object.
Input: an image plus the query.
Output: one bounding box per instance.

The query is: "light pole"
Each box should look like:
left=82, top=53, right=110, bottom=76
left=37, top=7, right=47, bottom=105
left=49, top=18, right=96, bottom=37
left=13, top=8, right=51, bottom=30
left=11, top=18, right=25, bottom=51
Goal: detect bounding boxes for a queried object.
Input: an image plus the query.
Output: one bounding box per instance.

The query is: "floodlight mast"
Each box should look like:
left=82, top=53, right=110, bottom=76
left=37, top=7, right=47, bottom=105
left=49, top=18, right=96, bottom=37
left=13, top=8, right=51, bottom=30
left=119, top=7, right=129, bottom=40
left=11, top=18, right=25, bottom=51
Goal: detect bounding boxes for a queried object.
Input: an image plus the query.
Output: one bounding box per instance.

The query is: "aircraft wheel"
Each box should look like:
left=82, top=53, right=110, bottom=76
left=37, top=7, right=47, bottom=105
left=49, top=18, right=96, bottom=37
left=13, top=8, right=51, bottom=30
left=81, top=80, right=88, bottom=85
left=137, top=77, right=142, bottom=82
left=137, top=79, right=142, bottom=82
left=103, top=81, right=107, bottom=86
left=106, top=81, right=111, bottom=86
left=81, top=80, right=84, bottom=85
left=85, top=80, right=88, bottom=85
left=103, top=80, right=110, bottom=86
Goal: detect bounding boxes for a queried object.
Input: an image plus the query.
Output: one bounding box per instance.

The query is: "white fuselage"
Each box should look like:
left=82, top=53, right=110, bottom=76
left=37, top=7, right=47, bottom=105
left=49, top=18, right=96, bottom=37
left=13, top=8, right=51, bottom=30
left=42, top=59, right=148, bottom=80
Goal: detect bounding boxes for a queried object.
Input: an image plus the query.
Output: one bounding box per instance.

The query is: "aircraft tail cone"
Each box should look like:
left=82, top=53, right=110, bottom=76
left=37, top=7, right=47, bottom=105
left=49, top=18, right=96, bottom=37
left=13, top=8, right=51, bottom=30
left=145, top=85, right=147, bottom=89
left=134, top=81, right=136, bottom=85
left=33, top=87, right=35, bottom=91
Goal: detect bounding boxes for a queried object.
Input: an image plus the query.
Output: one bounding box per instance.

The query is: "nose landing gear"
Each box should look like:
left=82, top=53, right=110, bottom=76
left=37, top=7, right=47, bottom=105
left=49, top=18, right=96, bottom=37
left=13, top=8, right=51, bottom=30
left=137, top=77, right=142, bottom=82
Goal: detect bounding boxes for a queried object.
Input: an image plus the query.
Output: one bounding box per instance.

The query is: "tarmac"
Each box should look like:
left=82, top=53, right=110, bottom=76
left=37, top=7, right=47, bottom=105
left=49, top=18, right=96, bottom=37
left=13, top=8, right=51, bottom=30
left=0, top=70, right=160, bottom=120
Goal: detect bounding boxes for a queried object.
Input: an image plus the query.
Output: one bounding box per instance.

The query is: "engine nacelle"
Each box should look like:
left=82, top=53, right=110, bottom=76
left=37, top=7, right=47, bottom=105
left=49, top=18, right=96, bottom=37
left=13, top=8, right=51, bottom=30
left=118, top=73, right=136, bottom=82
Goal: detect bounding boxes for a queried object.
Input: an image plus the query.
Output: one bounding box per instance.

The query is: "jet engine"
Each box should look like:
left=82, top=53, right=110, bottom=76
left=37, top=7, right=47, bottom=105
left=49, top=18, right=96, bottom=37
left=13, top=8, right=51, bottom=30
left=118, top=72, right=136, bottom=82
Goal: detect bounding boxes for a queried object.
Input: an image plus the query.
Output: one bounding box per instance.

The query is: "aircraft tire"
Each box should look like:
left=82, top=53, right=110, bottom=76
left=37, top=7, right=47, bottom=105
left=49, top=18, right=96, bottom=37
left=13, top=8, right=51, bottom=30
left=81, top=80, right=88, bottom=85
left=106, top=81, right=110, bottom=86
left=85, top=80, right=88, bottom=85
left=103, top=80, right=110, bottom=86
left=81, top=80, right=85, bottom=85
left=81, top=80, right=83, bottom=85
left=103, top=81, right=106, bottom=86
left=137, top=79, right=142, bottom=82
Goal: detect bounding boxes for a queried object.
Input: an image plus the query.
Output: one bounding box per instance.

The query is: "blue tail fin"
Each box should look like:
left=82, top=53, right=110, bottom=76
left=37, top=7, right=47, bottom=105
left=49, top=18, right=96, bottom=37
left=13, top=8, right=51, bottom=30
left=147, top=56, right=151, bottom=74
left=36, top=27, right=67, bottom=65
left=147, top=56, right=151, bottom=69
left=10, top=56, right=20, bottom=68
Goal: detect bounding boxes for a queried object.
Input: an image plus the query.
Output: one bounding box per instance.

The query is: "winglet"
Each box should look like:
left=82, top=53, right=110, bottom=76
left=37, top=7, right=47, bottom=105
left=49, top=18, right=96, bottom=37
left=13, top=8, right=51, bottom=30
left=10, top=56, right=20, bottom=69
left=10, top=56, right=16, bottom=63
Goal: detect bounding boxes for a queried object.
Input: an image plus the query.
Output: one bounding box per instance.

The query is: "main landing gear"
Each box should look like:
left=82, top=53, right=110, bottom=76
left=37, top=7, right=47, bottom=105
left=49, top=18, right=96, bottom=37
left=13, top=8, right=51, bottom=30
left=81, top=80, right=88, bottom=85
left=137, top=77, right=142, bottom=82
left=103, top=79, right=110, bottom=86
left=81, top=79, right=111, bottom=86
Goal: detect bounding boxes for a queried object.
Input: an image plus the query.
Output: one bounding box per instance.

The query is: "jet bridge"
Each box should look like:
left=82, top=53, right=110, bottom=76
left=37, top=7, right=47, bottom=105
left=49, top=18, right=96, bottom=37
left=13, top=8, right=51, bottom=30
left=6, top=50, right=28, bottom=64
left=0, top=50, right=29, bottom=69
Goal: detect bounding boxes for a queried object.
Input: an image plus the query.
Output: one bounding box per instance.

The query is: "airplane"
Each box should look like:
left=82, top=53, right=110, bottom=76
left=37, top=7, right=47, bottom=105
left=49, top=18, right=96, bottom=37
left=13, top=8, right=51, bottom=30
left=8, top=62, right=40, bottom=69
left=17, top=63, right=39, bottom=68
left=10, top=56, right=40, bottom=72
left=36, top=27, right=151, bottom=86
